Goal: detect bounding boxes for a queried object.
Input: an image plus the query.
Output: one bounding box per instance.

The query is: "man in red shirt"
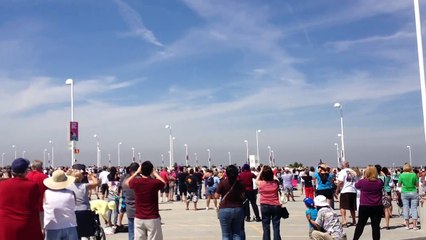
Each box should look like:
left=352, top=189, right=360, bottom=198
left=126, top=161, right=166, bottom=240
left=159, top=167, right=169, bottom=202
left=239, top=164, right=261, bottom=222
left=26, top=159, right=48, bottom=231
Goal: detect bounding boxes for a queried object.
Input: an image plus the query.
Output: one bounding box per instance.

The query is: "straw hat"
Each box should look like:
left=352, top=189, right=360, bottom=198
left=43, top=170, right=75, bottom=190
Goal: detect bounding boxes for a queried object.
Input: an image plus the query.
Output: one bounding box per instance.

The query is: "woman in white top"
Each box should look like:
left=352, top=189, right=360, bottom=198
left=43, top=170, right=78, bottom=240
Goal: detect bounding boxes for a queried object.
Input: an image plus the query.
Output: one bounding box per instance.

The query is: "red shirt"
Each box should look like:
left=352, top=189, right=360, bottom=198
left=26, top=170, right=48, bottom=212
left=0, top=178, right=43, bottom=240
left=129, top=177, right=165, bottom=219
left=238, top=171, right=256, bottom=191
left=159, top=170, right=169, bottom=183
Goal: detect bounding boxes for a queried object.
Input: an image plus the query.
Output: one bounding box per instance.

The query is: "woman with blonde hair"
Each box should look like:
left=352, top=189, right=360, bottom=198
left=353, top=165, right=384, bottom=240
left=398, top=163, right=419, bottom=230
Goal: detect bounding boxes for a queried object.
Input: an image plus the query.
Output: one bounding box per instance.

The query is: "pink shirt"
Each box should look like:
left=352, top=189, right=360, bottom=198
left=258, top=181, right=280, bottom=206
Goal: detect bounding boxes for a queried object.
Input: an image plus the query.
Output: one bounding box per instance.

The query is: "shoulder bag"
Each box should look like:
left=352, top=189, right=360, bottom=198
left=217, top=181, right=237, bottom=219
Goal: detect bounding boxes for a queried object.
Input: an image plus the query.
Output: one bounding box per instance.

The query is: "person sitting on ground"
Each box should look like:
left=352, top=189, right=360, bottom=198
left=310, top=195, right=346, bottom=240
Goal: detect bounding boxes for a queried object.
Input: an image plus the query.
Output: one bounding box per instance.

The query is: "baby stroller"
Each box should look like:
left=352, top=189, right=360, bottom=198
left=93, top=212, right=106, bottom=240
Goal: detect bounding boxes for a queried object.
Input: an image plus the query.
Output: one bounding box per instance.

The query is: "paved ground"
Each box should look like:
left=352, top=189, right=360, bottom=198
left=104, top=190, right=426, bottom=240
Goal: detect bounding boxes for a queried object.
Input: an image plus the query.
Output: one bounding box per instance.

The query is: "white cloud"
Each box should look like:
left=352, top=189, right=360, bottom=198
left=113, top=0, right=164, bottom=47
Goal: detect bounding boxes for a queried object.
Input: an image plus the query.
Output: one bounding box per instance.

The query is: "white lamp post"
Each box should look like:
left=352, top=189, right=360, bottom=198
left=65, top=78, right=75, bottom=165
left=1, top=153, right=4, bottom=167
left=43, top=149, right=47, bottom=167
left=267, top=146, right=272, bottom=166
left=271, top=150, right=275, bottom=166
left=94, top=134, right=100, bottom=168
left=256, top=129, right=261, bottom=164
left=228, top=152, right=231, bottom=165
left=22, top=150, right=26, bottom=158
left=49, top=140, right=54, bottom=168
left=131, top=147, right=135, bottom=162
left=414, top=0, right=426, bottom=144
left=194, top=153, right=198, bottom=167
left=12, top=145, right=16, bottom=159
left=334, top=102, right=346, bottom=163
left=117, top=142, right=122, bottom=166
left=138, top=152, right=141, bottom=162
left=47, top=153, right=51, bottom=167
left=244, top=140, right=249, bottom=163
left=161, top=154, right=164, bottom=167
left=184, top=144, right=189, bottom=166
left=108, top=153, right=111, bottom=168
left=165, top=125, right=173, bottom=169
left=334, top=143, right=339, bottom=167
left=207, top=149, right=211, bottom=169
left=407, top=145, right=413, bottom=166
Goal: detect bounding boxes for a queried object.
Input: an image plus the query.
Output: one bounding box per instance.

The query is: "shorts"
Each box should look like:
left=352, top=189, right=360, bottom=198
left=315, top=189, right=333, bottom=200
left=101, top=183, right=108, bottom=196
left=160, top=184, right=170, bottom=194
left=283, top=186, right=293, bottom=194
left=340, top=192, right=357, bottom=210
left=179, top=185, right=187, bottom=196
left=120, top=206, right=126, bottom=213
left=206, top=186, right=216, bottom=197
left=186, top=192, right=198, bottom=202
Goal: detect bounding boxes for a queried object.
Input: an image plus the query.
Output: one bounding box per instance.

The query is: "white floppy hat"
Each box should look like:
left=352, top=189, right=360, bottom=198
left=43, top=170, right=75, bottom=190
left=314, top=195, right=329, bottom=207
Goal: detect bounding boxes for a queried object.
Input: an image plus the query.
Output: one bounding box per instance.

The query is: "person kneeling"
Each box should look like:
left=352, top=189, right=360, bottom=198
left=309, top=195, right=346, bottom=240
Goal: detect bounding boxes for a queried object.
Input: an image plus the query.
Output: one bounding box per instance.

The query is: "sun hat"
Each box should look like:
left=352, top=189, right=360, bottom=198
left=314, top=195, right=329, bottom=207
left=303, top=197, right=315, bottom=207
left=11, top=158, right=30, bottom=173
left=43, top=170, right=75, bottom=190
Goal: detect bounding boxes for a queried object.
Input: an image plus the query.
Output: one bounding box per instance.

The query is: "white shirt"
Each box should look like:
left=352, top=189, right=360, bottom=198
left=99, top=170, right=110, bottom=185
left=44, top=189, right=77, bottom=230
left=337, top=168, right=358, bottom=193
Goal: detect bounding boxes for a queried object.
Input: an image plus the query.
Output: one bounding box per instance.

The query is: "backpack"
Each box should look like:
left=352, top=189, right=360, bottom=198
left=207, top=176, right=215, bottom=187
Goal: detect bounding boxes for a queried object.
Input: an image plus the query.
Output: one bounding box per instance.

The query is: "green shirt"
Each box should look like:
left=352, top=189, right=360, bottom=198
left=398, top=172, right=418, bottom=193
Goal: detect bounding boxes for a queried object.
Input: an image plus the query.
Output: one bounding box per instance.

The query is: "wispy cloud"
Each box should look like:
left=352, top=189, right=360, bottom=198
left=113, top=0, right=163, bottom=47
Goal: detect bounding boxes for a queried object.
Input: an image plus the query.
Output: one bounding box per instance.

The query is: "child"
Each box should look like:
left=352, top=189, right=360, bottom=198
left=304, top=197, right=318, bottom=239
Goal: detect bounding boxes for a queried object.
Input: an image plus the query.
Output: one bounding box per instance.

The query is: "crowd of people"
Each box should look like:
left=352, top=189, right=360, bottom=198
left=0, top=157, right=424, bottom=240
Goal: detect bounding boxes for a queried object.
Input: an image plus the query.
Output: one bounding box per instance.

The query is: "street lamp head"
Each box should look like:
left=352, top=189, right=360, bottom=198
left=407, top=145, right=411, bottom=149
left=267, top=146, right=271, bottom=150
left=131, top=147, right=135, bottom=150
left=244, top=140, right=248, bottom=143
left=184, top=144, right=187, bottom=147
left=165, top=125, right=170, bottom=129
left=118, top=142, right=122, bottom=145
left=207, top=149, right=210, bottom=152
left=257, top=129, right=262, bottom=133
left=334, top=143, right=338, bottom=146
left=49, top=140, right=53, bottom=144
left=12, top=145, right=15, bottom=148
left=334, top=102, right=341, bottom=108
left=65, top=79, right=73, bottom=85
left=93, top=134, right=98, bottom=138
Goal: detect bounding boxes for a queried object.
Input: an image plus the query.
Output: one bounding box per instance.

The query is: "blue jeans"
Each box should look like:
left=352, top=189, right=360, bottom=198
left=219, top=207, right=245, bottom=240
left=260, top=204, right=281, bottom=240
left=128, top=217, right=134, bottom=240
left=45, top=227, right=78, bottom=240
left=402, top=192, right=419, bottom=220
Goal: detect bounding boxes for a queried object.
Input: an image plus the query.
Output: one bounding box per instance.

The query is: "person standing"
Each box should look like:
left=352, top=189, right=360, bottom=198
left=185, top=169, right=199, bottom=210
left=336, top=161, right=358, bottom=227
left=256, top=165, right=281, bottom=240
left=26, top=159, right=48, bottom=232
left=122, top=162, right=139, bottom=240
left=43, top=170, right=78, bottom=240
left=176, top=167, right=188, bottom=202
left=0, top=158, right=43, bottom=240
left=215, top=165, right=246, bottom=240
left=240, top=163, right=261, bottom=222
left=301, top=169, right=314, bottom=199
left=281, top=168, right=295, bottom=202
left=353, top=165, right=383, bottom=240
left=398, top=163, right=419, bottom=230
left=126, top=161, right=166, bottom=240
left=205, top=170, right=220, bottom=210
left=313, top=164, right=335, bottom=207
left=159, top=167, right=170, bottom=202
left=98, top=166, right=109, bottom=200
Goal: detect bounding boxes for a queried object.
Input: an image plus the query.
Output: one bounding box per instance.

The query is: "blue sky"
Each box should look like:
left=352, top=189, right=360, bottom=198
left=0, top=0, right=425, bottom=168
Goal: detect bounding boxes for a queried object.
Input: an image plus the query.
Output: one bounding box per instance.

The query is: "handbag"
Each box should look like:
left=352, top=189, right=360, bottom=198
left=217, top=181, right=237, bottom=219
left=280, top=206, right=289, bottom=219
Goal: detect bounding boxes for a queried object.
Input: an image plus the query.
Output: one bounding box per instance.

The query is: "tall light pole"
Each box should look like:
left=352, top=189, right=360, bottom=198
left=414, top=0, right=426, bottom=144
left=334, top=143, right=339, bottom=167
left=65, top=78, right=75, bottom=165
left=165, top=125, right=173, bottom=169
left=49, top=140, right=54, bottom=168
left=207, top=149, right=211, bottom=169
left=43, top=149, right=47, bottom=167
left=184, top=144, right=189, bottom=166
left=194, top=153, right=198, bottom=167
left=228, top=152, right=231, bottom=165
left=47, top=153, right=51, bottom=166
left=138, top=152, right=141, bottom=162
left=12, top=145, right=16, bottom=159
left=1, top=153, right=4, bottom=167
left=161, top=154, right=164, bottom=167
left=244, top=140, right=249, bottom=163
left=271, top=150, right=275, bottom=167
left=94, top=134, right=100, bottom=168
left=256, top=129, right=261, bottom=164
left=267, top=146, right=272, bottom=166
left=108, top=153, right=111, bottom=168
left=117, top=142, right=122, bottom=166
left=334, top=102, right=345, bottom=163
left=22, top=150, right=26, bottom=158
left=407, top=145, right=413, bottom=166
left=131, top=147, right=135, bottom=162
